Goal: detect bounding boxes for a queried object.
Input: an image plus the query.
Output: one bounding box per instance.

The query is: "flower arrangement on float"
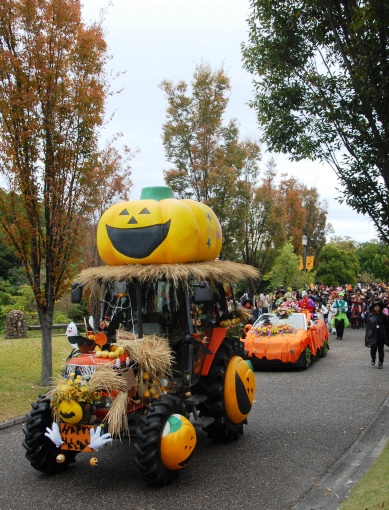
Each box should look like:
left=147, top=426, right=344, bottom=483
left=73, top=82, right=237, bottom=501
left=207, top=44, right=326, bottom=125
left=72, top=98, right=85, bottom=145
left=275, top=301, right=301, bottom=318
left=251, top=323, right=297, bottom=337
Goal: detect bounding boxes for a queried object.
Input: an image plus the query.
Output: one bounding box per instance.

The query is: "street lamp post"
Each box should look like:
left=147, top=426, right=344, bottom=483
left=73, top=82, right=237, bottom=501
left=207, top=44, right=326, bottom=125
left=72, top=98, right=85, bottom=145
left=302, top=235, right=307, bottom=272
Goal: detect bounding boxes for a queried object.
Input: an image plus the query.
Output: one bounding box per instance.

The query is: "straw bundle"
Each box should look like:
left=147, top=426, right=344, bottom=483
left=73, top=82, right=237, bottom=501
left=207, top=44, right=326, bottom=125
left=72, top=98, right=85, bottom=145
left=76, top=259, right=260, bottom=290
left=89, top=364, right=128, bottom=393
left=116, top=333, right=173, bottom=395
left=104, top=390, right=130, bottom=439
left=234, top=307, right=253, bottom=322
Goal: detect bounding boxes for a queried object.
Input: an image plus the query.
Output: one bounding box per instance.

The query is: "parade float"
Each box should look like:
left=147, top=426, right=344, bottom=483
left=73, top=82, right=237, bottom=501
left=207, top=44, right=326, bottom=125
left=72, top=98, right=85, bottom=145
left=23, top=186, right=259, bottom=485
left=243, top=302, right=329, bottom=369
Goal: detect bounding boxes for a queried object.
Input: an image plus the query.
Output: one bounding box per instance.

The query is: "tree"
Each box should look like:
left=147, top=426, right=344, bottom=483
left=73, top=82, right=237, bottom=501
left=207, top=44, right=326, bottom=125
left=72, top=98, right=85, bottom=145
left=0, top=0, right=132, bottom=385
left=356, top=241, right=389, bottom=282
left=242, top=1, right=389, bottom=242
left=277, top=174, right=331, bottom=260
left=243, top=159, right=287, bottom=274
left=316, top=245, right=360, bottom=286
left=264, top=240, right=315, bottom=291
left=160, top=62, right=262, bottom=259
left=328, top=235, right=359, bottom=252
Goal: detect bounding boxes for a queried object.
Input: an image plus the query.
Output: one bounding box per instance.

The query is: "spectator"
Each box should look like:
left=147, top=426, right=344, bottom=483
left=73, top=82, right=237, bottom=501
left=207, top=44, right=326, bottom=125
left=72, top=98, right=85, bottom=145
left=259, top=291, right=271, bottom=309
left=252, top=299, right=269, bottom=322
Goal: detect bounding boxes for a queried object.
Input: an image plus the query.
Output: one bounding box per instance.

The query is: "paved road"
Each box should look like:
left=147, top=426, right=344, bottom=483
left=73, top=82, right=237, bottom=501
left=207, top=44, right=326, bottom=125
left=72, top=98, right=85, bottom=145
left=0, top=327, right=388, bottom=510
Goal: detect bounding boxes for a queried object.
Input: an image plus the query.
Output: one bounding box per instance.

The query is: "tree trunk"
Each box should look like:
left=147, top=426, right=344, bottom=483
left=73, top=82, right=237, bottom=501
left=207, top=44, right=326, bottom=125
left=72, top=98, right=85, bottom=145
left=37, top=303, right=54, bottom=387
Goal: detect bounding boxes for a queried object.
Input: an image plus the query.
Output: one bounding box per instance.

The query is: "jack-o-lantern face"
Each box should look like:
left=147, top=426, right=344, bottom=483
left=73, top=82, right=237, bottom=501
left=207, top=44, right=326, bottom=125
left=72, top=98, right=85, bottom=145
left=224, top=356, right=256, bottom=424
left=160, top=414, right=197, bottom=470
left=58, top=400, right=83, bottom=424
left=96, top=187, right=222, bottom=265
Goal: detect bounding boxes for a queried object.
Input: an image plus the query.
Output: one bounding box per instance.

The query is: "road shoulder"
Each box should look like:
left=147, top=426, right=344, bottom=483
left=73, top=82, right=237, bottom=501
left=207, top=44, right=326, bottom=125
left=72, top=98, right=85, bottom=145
left=293, top=395, right=389, bottom=509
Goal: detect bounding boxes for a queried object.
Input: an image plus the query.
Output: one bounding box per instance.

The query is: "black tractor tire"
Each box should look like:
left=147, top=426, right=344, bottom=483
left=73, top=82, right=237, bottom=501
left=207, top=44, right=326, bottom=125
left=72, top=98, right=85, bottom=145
left=22, top=395, right=77, bottom=474
left=133, top=394, right=191, bottom=485
left=197, top=336, right=247, bottom=442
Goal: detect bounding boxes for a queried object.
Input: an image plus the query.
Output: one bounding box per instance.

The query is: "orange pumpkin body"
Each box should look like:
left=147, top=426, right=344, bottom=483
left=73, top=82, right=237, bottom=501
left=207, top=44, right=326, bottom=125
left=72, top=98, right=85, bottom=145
left=160, top=414, right=197, bottom=470
left=224, top=356, right=256, bottom=424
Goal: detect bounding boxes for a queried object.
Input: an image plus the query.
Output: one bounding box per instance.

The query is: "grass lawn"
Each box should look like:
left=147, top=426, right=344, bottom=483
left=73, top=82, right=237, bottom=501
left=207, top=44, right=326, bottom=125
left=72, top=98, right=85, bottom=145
left=0, top=333, right=71, bottom=422
left=340, top=440, right=389, bottom=509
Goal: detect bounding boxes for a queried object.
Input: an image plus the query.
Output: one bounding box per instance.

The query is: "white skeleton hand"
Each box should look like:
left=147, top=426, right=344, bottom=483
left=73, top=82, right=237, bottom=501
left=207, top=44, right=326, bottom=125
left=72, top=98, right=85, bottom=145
left=44, top=422, right=64, bottom=448
left=89, top=426, right=112, bottom=451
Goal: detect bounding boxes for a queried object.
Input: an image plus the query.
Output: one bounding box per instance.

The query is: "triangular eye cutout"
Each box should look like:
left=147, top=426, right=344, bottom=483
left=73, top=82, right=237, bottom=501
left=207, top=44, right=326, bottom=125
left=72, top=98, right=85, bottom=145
left=139, top=208, right=150, bottom=214
left=119, top=209, right=129, bottom=215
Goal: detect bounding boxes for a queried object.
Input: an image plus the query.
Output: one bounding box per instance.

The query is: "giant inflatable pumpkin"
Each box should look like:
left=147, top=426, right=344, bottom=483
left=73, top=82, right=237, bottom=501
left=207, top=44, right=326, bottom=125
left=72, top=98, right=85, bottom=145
left=97, top=186, right=222, bottom=265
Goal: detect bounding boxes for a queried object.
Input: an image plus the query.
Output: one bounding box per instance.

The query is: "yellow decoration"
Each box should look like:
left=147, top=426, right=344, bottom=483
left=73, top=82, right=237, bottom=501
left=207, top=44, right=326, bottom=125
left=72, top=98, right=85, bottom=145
left=58, top=400, right=83, bottom=424
left=160, top=414, right=197, bottom=470
left=306, top=256, right=315, bottom=270
left=224, top=356, right=256, bottom=424
left=56, top=454, right=66, bottom=463
left=96, top=188, right=222, bottom=265
left=90, top=457, right=99, bottom=467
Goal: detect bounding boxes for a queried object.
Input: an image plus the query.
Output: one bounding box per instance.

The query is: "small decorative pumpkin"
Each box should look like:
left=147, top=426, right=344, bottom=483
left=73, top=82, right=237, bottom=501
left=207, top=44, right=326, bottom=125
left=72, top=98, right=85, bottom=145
left=97, top=186, right=222, bottom=265
left=58, top=400, right=83, bottom=424
left=160, top=414, right=197, bottom=470
left=224, top=356, right=256, bottom=424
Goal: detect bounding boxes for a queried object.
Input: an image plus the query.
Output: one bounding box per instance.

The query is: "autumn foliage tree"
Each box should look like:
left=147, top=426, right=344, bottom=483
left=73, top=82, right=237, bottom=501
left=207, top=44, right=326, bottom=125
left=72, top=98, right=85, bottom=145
left=278, top=175, right=332, bottom=259
left=242, top=159, right=286, bottom=273
left=243, top=161, right=331, bottom=288
left=160, top=63, right=262, bottom=259
left=0, top=0, right=132, bottom=385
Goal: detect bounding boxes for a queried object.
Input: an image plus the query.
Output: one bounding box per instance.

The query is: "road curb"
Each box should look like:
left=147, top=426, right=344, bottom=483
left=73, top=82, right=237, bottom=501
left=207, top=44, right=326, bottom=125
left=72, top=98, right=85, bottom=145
left=0, top=416, right=26, bottom=431
left=293, top=394, right=389, bottom=509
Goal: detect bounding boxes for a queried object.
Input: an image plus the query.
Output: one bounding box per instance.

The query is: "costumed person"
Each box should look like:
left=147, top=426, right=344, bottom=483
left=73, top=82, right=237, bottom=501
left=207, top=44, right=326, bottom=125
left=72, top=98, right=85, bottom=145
left=345, top=290, right=353, bottom=325
left=298, top=291, right=315, bottom=313
left=365, top=300, right=389, bottom=369
left=330, top=292, right=349, bottom=340
left=242, top=298, right=255, bottom=328
left=350, top=288, right=365, bottom=329
left=272, top=287, right=285, bottom=309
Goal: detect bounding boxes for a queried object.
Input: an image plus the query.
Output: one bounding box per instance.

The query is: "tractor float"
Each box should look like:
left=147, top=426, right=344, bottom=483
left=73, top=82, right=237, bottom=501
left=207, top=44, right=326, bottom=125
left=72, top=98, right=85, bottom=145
left=22, top=186, right=259, bottom=484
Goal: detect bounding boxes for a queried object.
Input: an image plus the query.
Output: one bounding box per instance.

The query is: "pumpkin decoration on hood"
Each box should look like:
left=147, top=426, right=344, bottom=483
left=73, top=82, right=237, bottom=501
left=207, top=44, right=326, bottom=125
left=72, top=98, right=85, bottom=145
left=97, top=186, right=222, bottom=265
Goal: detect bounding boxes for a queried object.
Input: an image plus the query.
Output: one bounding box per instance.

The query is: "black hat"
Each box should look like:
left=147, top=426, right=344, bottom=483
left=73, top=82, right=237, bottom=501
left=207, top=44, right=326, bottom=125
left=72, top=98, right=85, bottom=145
left=276, top=287, right=285, bottom=296
left=371, top=300, right=385, bottom=310
left=242, top=299, right=253, bottom=306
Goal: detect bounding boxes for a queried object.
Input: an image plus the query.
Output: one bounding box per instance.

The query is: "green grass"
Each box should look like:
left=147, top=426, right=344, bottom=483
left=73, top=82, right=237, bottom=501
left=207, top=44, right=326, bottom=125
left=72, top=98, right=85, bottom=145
left=340, top=441, right=389, bottom=509
left=0, top=333, right=71, bottom=422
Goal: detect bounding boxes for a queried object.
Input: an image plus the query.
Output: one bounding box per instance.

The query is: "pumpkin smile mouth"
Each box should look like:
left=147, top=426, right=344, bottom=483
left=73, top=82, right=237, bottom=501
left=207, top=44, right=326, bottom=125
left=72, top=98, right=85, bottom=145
left=178, top=447, right=195, bottom=467
left=106, top=220, right=171, bottom=259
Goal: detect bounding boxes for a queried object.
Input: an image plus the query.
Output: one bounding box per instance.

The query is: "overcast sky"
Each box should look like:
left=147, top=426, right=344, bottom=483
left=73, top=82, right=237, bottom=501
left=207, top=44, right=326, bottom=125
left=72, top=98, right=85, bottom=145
left=81, top=0, right=375, bottom=243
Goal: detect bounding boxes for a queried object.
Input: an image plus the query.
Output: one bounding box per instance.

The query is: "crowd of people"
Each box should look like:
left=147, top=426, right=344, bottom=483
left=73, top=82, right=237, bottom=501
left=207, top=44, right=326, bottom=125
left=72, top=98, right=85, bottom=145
left=238, top=283, right=389, bottom=369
